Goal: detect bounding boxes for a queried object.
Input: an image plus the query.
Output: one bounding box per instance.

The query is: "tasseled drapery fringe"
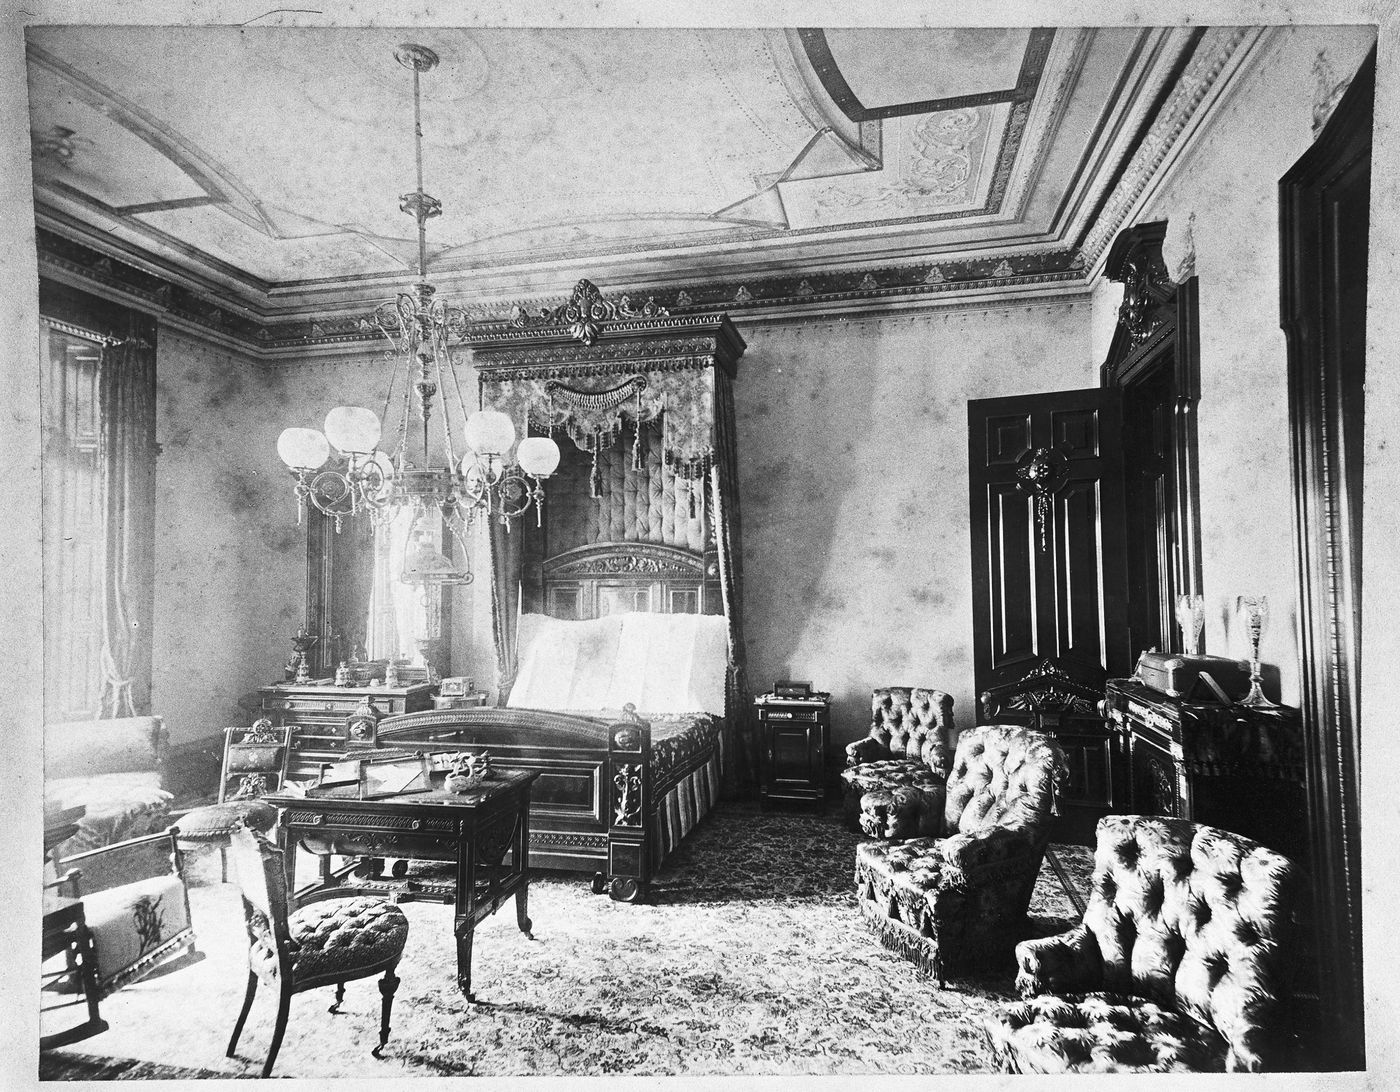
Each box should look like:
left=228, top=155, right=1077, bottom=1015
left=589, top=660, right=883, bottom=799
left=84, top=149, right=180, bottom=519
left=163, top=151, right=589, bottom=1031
left=860, top=900, right=944, bottom=980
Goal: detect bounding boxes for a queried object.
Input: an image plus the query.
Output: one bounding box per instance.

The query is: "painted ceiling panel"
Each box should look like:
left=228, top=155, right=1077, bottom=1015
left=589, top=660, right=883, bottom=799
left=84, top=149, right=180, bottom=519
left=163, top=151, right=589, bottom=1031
left=819, top=28, right=1032, bottom=109
left=26, top=24, right=1177, bottom=310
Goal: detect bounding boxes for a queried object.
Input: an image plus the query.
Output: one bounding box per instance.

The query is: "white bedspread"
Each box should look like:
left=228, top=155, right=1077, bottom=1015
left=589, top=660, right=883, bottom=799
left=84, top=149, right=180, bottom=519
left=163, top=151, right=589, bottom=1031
left=508, top=612, right=729, bottom=717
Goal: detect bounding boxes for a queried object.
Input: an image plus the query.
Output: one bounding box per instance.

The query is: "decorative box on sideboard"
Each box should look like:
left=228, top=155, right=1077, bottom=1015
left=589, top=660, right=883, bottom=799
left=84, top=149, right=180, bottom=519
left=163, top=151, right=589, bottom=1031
left=258, top=681, right=435, bottom=781
left=754, top=691, right=830, bottom=808
left=1101, top=678, right=1308, bottom=864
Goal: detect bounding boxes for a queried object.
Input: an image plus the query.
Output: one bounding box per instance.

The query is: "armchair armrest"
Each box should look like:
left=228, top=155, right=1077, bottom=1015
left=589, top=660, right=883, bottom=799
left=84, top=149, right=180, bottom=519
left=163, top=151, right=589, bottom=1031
left=1013, top=922, right=1105, bottom=998
left=846, top=736, right=887, bottom=767
left=936, top=824, right=1043, bottom=879
left=59, top=829, right=184, bottom=899
left=44, top=867, right=82, bottom=899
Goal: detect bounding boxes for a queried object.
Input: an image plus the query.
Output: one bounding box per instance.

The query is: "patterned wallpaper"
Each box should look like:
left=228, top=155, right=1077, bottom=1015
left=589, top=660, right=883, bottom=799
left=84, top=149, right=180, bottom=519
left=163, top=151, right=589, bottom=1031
left=730, top=302, right=1093, bottom=752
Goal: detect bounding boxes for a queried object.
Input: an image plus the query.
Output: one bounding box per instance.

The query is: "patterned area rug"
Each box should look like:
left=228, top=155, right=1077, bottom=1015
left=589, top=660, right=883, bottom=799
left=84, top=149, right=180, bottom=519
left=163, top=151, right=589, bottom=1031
left=41, top=803, right=1091, bottom=1079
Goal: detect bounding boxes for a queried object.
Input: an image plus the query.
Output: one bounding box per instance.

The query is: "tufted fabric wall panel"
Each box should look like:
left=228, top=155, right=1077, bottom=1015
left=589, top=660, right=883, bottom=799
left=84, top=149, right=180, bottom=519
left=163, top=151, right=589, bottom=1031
left=546, top=420, right=704, bottom=555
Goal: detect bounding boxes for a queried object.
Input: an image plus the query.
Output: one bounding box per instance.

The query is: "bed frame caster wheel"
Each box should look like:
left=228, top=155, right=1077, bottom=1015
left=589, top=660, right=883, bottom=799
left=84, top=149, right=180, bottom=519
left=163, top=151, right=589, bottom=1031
left=591, top=872, right=607, bottom=895
left=609, top=877, right=644, bottom=903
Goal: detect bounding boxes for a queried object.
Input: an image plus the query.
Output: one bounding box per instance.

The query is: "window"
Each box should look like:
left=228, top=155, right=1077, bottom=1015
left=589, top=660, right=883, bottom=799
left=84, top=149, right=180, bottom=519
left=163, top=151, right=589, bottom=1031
left=41, top=322, right=104, bottom=722
left=39, top=280, right=158, bottom=722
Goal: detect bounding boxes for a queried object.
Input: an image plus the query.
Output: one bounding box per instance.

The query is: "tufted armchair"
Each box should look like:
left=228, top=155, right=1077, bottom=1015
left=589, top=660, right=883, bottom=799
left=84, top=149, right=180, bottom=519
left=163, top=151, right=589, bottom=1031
left=854, top=724, right=1065, bottom=985
left=842, top=687, right=954, bottom=838
left=984, top=816, right=1302, bottom=1073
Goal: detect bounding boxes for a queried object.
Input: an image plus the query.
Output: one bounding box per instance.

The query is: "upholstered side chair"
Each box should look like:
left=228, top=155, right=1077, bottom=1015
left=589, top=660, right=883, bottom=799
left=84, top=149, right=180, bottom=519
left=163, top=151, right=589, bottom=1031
left=984, top=816, right=1302, bottom=1073
left=174, top=721, right=289, bottom=881
left=45, top=827, right=198, bottom=998
left=854, top=723, right=1065, bottom=985
left=226, top=826, right=410, bottom=1077
left=842, top=687, right=955, bottom=838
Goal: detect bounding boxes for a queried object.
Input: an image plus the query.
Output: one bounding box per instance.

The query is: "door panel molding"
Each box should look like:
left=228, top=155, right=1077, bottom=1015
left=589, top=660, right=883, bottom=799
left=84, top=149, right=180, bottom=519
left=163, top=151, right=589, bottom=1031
left=1279, top=46, right=1372, bottom=1073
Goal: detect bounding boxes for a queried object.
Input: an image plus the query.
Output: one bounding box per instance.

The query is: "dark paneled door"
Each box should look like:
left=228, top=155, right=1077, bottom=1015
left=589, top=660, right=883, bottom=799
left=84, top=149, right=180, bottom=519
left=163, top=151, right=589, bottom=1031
left=968, top=389, right=1132, bottom=840
left=1280, top=47, right=1371, bottom=1073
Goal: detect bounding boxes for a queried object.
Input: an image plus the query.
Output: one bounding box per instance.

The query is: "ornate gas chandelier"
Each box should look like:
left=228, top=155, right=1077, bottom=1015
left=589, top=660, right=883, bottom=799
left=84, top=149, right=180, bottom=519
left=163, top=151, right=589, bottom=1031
left=276, top=43, right=561, bottom=569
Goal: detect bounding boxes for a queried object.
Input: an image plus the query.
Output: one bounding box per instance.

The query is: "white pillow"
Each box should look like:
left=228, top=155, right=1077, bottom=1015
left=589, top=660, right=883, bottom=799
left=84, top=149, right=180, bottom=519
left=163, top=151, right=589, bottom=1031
left=508, top=613, right=621, bottom=711
left=508, top=611, right=729, bottom=716
left=613, top=612, right=729, bottom=715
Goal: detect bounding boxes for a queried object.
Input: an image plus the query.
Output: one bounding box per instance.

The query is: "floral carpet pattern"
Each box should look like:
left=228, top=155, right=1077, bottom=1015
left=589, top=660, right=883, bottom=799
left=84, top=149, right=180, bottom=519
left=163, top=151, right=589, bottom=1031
left=42, top=803, right=1091, bottom=1079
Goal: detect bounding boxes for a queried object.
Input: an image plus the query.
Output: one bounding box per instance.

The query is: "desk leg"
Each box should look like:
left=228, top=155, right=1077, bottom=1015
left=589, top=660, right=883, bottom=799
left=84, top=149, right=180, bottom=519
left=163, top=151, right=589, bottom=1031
left=454, top=823, right=477, bottom=999
left=278, top=824, right=297, bottom=904
left=515, top=795, right=532, bottom=938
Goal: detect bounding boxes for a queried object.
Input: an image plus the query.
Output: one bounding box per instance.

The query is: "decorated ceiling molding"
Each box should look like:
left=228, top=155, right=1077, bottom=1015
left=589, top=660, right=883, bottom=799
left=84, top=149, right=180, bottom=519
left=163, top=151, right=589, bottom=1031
left=27, top=24, right=1271, bottom=355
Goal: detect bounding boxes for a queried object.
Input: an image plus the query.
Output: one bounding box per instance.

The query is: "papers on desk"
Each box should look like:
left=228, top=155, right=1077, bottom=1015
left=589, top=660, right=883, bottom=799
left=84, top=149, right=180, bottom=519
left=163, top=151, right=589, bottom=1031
left=362, top=758, right=428, bottom=798
left=300, top=755, right=431, bottom=799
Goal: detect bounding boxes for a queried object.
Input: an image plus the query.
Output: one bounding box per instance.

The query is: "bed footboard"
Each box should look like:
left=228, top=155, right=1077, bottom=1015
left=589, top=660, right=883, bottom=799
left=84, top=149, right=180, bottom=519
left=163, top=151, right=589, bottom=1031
left=369, top=706, right=715, bottom=902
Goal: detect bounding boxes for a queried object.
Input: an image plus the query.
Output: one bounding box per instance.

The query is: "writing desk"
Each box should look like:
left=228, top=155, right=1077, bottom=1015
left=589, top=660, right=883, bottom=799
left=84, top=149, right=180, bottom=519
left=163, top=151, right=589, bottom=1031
left=264, top=768, right=537, bottom=998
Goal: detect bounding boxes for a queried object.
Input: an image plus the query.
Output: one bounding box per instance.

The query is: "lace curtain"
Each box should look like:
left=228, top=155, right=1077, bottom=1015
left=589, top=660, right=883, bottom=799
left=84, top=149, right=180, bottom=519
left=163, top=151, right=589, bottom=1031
left=96, top=336, right=157, bottom=718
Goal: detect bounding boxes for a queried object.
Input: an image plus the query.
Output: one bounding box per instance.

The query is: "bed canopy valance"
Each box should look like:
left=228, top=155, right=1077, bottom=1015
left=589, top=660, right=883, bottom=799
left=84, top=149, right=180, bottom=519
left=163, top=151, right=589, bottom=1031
left=464, top=279, right=754, bottom=796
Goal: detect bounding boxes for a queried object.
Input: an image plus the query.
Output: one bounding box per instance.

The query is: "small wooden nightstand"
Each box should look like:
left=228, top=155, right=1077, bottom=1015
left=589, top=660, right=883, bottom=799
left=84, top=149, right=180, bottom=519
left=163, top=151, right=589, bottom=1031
left=754, top=692, right=830, bottom=808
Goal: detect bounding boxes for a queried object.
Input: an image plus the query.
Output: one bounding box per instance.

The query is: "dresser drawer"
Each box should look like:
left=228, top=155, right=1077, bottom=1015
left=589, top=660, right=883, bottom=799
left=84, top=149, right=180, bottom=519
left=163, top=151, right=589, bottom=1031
left=266, top=696, right=367, bottom=715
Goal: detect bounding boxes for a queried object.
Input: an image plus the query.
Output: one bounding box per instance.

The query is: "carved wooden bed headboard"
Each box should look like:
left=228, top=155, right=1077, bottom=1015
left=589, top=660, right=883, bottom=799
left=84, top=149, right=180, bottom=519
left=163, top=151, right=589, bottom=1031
left=465, top=280, right=741, bottom=626
left=464, top=279, right=753, bottom=794
left=536, top=541, right=717, bottom=620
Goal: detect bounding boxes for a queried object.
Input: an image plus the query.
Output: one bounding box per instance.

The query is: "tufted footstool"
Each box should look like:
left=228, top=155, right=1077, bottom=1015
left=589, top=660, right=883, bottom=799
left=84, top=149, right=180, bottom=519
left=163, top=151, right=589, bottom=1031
left=842, top=687, right=954, bottom=837
left=853, top=724, right=1064, bottom=985
left=985, top=993, right=1226, bottom=1072
left=227, top=826, right=409, bottom=1077
left=984, top=816, right=1301, bottom=1073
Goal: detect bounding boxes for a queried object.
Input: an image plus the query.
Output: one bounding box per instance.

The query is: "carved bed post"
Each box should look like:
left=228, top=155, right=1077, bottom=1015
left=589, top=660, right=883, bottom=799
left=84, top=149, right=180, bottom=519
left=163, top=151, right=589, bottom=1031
left=599, top=705, right=652, bottom=903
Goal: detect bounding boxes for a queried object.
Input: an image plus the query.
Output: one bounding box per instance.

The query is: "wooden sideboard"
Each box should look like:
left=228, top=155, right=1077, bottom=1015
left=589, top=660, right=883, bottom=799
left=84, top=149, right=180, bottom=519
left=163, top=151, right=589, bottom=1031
left=258, top=681, right=435, bottom=781
left=1101, top=678, right=1308, bottom=864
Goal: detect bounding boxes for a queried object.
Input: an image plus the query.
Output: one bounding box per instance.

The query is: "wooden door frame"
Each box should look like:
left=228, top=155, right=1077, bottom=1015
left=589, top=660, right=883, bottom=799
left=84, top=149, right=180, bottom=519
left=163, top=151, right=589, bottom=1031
left=1279, top=47, right=1372, bottom=1073
left=1100, top=221, right=1205, bottom=652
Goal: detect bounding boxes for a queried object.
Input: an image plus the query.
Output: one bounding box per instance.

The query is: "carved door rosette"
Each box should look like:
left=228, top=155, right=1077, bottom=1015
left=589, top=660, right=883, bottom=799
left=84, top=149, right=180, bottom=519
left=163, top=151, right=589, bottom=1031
left=1014, top=446, right=1069, bottom=553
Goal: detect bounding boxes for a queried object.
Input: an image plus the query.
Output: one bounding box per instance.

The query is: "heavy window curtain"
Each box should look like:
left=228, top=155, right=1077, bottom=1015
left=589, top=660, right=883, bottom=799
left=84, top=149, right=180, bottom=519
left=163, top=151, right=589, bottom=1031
left=96, top=335, right=157, bottom=718
left=710, top=370, right=754, bottom=796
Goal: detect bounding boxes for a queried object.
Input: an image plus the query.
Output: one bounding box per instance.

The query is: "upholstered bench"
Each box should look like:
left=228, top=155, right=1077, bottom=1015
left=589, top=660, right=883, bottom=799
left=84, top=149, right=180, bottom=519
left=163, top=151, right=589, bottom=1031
left=841, top=687, right=954, bottom=838
left=44, top=716, right=173, bottom=856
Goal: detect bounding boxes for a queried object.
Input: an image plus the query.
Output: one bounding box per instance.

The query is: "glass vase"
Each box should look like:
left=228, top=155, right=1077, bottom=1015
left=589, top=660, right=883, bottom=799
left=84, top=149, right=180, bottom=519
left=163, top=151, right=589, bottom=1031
left=1236, top=595, right=1280, bottom=708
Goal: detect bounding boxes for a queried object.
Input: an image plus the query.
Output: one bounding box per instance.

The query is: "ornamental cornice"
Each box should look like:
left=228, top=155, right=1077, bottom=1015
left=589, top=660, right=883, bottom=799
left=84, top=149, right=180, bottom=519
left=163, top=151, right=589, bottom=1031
left=37, top=222, right=1091, bottom=360
left=1081, top=26, right=1260, bottom=267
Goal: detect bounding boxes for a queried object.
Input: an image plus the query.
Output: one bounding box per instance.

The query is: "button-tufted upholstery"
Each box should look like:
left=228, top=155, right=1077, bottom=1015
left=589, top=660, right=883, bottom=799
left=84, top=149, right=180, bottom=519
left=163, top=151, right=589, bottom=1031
left=984, top=816, right=1301, bottom=1073
left=842, top=687, right=954, bottom=837
left=227, top=826, right=408, bottom=1077
left=854, top=724, right=1065, bottom=984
